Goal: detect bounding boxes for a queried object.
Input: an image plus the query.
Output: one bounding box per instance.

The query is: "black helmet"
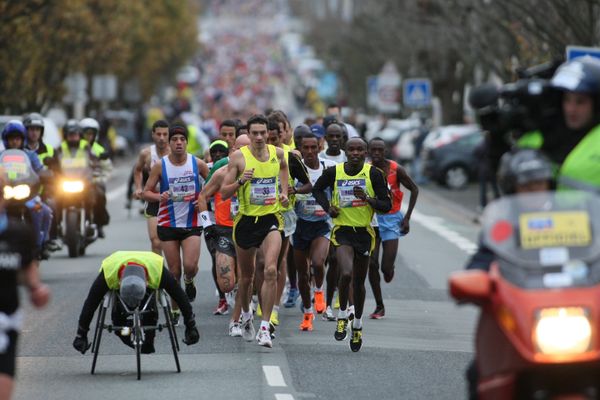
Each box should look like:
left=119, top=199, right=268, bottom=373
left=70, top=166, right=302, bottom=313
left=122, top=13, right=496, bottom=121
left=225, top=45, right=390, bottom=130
left=497, top=149, right=554, bottom=195
left=551, top=56, right=600, bottom=94
left=23, top=113, right=45, bottom=136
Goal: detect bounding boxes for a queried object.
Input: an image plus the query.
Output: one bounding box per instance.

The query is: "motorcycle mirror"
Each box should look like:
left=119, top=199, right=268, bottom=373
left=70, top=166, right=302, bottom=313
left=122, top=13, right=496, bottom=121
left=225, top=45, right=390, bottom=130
left=449, top=270, right=491, bottom=304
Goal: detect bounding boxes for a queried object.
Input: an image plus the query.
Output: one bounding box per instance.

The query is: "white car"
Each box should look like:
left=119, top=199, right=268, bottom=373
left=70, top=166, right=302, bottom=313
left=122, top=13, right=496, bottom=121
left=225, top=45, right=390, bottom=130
left=421, top=124, right=480, bottom=151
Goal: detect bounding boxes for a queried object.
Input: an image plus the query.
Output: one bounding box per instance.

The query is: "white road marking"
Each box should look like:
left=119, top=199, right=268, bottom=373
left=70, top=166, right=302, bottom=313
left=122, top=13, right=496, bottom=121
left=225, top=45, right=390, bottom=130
left=412, top=210, right=478, bottom=255
left=263, top=365, right=287, bottom=387
left=106, top=184, right=128, bottom=202
left=275, top=394, right=295, bottom=400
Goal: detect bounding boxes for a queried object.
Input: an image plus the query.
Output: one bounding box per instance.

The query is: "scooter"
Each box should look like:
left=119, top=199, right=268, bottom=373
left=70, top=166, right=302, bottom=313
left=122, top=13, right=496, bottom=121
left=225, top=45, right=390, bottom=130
left=450, top=191, right=600, bottom=399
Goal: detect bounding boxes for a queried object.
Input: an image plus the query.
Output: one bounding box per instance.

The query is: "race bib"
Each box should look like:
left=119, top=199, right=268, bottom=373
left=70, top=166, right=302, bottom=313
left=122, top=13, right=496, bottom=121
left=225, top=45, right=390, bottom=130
left=336, top=179, right=366, bottom=208
left=169, top=175, right=196, bottom=202
left=230, top=195, right=239, bottom=219
left=249, top=177, right=277, bottom=205
left=297, top=194, right=326, bottom=217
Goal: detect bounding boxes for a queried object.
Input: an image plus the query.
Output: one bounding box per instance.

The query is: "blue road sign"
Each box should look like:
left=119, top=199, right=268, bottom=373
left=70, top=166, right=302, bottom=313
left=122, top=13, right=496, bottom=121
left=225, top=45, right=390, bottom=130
left=403, top=78, right=432, bottom=108
left=566, top=45, right=600, bottom=61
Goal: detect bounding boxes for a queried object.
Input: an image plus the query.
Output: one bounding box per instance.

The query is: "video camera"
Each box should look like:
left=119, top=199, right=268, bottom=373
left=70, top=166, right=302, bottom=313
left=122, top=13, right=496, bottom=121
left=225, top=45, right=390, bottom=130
left=469, top=61, right=563, bottom=138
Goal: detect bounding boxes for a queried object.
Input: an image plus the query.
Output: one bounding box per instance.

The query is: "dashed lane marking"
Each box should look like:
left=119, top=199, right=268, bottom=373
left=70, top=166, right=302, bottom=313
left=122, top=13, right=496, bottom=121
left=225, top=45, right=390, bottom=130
left=263, top=365, right=287, bottom=387
left=275, top=394, right=295, bottom=400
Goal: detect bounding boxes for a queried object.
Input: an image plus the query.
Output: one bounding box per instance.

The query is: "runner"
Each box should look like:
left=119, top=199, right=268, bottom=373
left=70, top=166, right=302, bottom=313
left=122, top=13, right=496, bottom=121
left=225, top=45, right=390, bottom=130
left=220, top=114, right=289, bottom=348
left=294, top=133, right=336, bottom=331
left=319, top=123, right=347, bottom=163
left=133, top=120, right=170, bottom=254
left=199, top=134, right=251, bottom=336
left=312, top=137, right=391, bottom=352
left=143, top=125, right=209, bottom=324
left=368, top=137, right=419, bottom=319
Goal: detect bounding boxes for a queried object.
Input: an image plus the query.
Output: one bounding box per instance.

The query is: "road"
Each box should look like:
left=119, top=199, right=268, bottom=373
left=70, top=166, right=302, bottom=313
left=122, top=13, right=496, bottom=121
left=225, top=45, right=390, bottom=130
left=14, top=160, right=482, bottom=400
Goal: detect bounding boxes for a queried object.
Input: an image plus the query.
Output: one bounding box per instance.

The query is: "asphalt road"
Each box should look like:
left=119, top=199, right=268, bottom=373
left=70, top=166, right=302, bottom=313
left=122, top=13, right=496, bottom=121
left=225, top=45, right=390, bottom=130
left=14, top=161, right=481, bottom=400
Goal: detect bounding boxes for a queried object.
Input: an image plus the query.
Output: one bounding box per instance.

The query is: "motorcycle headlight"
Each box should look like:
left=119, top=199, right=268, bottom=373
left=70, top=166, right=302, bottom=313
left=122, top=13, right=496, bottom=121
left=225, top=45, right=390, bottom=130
left=3, top=184, right=31, bottom=200
left=533, top=307, right=592, bottom=356
left=62, top=180, right=84, bottom=193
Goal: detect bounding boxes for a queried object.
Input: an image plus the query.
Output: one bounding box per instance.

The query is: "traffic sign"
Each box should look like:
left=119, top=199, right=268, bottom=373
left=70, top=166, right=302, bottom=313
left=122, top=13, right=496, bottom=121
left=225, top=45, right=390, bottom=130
left=366, top=75, right=378, bottom=109
left=566, top=45, right=600, bottom=61
left=376, top=61, right=401, bottom=113
left=403, top=78, right=432, bottom=108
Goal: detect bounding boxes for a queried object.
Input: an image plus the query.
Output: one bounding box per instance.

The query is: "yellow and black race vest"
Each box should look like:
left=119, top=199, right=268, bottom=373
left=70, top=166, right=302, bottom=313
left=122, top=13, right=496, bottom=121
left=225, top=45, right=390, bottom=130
left=238, top=144, right=280, bottom=217
left=331, top=162, right=375, bottom=227
left=101, top=251, right=164, bottom=290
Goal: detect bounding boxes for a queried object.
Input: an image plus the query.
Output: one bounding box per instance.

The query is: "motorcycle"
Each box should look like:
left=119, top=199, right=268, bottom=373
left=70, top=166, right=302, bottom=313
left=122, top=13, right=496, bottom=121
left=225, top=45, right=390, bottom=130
left=0, top=149, right=40, bottom=222
left=56, top=155, right=97, bottom=258
left=450, top=191, right=600, bottom=399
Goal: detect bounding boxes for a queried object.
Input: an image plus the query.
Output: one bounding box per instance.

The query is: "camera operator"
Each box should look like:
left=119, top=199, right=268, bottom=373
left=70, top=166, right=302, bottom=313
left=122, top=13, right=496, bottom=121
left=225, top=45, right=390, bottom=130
left=517, top=56, right=600, bottom=192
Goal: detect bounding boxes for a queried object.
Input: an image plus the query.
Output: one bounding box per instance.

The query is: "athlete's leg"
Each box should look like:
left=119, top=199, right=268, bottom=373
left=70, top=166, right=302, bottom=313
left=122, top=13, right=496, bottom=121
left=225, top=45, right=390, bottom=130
left=259, top=230, right=283, bottom=323
left=286, top=246, right=298, bottom=294
left=181, top=235, right=200, bottom=281
left=162, top=239, right=182, bottom=310
left=0, top=375, right=14, bottom=400
left=294, top=246, right=311, bottom=310
left=352, top=253, right=371, bottom=321
left=146, top=217, right=161, bottom=254
left=216, top=251, right=236, bottom=293
left=309, top=236, right=329, bottom=289
left=211, top=249, right=226, bottom=301
left=381, top=239, right=399, bottom=283
left=275, top=236, right=290, bottom=309
left=336, top=245, right=355, bottom=313
left=325, top=246, right=338, bottom=308
left=368, top=235, right=384, bottom=308
left=255, top=248, right=265, bottom=307
left=236, top=246, right=258, bottom=314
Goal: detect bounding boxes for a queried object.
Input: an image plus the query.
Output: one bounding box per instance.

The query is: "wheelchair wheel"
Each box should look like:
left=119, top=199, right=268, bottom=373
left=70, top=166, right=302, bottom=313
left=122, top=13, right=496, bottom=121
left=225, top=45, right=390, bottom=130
left=163, top=303, right=181, bottom=373
left=134, top=311, right=142, bottom=380
left=91, top=296, right=109, bottom=375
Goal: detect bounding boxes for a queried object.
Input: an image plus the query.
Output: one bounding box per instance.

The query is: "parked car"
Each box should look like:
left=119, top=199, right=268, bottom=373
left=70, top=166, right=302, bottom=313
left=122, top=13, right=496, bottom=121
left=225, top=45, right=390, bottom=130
left=421, top=129, right=483, bottom=189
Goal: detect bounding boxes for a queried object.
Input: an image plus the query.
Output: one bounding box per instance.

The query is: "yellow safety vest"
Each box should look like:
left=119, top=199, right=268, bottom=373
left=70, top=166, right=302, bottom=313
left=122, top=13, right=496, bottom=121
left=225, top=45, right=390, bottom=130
left=331, top=162, right=375, bottom=227
left=101, top=251, right=164, bottom=290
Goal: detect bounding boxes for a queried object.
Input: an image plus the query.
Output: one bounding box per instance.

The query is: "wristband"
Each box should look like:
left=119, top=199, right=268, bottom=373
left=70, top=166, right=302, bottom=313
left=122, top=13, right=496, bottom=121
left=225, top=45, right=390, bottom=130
left=237, top=178, right=244, bottom=186
left=199, top=211, right=213, bottom=228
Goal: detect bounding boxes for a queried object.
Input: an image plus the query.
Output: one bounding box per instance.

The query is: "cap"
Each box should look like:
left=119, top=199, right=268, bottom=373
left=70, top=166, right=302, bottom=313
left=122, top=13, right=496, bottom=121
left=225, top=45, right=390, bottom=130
left=209, top=139, right=229, bottom=152
left=310, top=124, right=325, bottom=138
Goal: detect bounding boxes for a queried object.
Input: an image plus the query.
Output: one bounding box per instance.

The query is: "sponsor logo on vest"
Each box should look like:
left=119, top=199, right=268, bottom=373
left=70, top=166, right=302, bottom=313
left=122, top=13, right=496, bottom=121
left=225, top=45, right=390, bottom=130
left=252, top=177, right=276, bottom=185
left=0, top=252, right=22, bottom=270
left=340, top=179, right=365, bottom=186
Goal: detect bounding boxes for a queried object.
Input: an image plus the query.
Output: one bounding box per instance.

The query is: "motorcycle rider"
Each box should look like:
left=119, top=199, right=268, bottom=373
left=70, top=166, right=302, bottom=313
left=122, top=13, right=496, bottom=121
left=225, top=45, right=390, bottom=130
left=1, top=120, right=53, bottom=259
left=518, top=56, right=600, bottom=192
left=80, top=117, right=111, bottom=238
left=464, top=149, right=554, bottom=399
left=24, top=113, right=61, bottom=252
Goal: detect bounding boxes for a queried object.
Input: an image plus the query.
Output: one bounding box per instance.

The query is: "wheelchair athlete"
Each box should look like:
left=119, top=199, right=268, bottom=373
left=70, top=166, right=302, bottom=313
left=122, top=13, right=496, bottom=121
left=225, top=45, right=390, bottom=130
left=72, top=251, right=199, bottom=355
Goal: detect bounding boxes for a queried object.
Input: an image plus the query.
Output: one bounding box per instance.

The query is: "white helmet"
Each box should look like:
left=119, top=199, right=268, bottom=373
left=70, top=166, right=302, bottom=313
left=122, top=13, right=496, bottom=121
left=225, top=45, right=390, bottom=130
left=80, top=117, right=100, bottom=132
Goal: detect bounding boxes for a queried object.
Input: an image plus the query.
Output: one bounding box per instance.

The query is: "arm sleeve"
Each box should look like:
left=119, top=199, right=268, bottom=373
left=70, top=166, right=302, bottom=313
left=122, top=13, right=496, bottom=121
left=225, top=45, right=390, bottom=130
left=312, top=166, right=336, bottom=211
left=160, top=267, right=194, bottom=324
left=289, top=154, right=310, bottom=184
left=77, top=273, right=109, bottom=332
left=369, top=167, right=392, bottom=213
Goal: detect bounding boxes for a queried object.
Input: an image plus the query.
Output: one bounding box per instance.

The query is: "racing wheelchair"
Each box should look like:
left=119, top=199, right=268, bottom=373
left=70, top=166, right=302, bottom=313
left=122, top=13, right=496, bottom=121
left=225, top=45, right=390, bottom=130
left=90, top=289, right=180, bottom=380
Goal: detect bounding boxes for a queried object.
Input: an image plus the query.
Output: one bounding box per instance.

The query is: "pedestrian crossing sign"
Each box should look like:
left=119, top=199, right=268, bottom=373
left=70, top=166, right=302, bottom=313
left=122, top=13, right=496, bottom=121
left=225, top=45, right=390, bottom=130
left=403, top=78, right=432, bottom=108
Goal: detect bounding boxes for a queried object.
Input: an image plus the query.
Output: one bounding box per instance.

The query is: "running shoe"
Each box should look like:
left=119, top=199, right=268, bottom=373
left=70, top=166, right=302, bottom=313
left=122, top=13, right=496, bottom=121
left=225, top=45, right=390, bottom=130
left=369, top=306, right=385, bottom=320
left=284, top=287, right=299, bottom=308
left=299, top=312, right=314, bottom=331
left=314, top=291, right=326, bottom=314
left=334, top=318, right=348, bottom=341
left=270, top=309, right=279, bottom=326
left=256, top=327, right=273, bottom=348
left=323, top=306, right=336, bottom=321
left=350, top=326, right=363, bottom=352
left=171, top=310, right=181, bottom=327
left=228, top=321, right=242, bottom=337
left=214, top=299, right=229, bottom=315
left=185, top=279, right=197, bottom=302
left=241, top=315, right=255, bottom=342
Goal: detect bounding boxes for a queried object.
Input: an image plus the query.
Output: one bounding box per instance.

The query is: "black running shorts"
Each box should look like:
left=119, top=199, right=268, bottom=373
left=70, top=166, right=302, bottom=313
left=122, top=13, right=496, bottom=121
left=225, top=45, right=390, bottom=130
left=157, top=226, right=203, bottom=242
left=233, top=214, right=283, bottom=249
left=144, top=201, right=159, bottom=218
left=330, top=225, right=376, bottom=256
left=0, top=330, right=18, bottom=377
left=206, top=225, right=236, bottom=258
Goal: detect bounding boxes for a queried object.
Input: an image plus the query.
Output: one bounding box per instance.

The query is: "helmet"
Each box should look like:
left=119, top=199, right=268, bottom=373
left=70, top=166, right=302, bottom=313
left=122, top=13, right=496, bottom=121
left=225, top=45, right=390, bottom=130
left=23, top=113, right=45, bottom=136
left=64, top=119, right=81, bottom=136
left=119, top=265, right=147, bottom=309
left=497, top=149, right=554, bottom=194
left=2, top=120, right=26, bottom=149
left=551, top=56, right=600, bottom=94
left=80, top=117, right=100, bottom=133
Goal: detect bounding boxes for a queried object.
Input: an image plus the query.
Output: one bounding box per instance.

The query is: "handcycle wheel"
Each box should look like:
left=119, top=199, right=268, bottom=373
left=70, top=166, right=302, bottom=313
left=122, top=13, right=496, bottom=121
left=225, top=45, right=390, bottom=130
left=162, top=293, right=181, bottom=372
left=134, top=311, right=142, bottom=380
left=91, top=295, right=109, bottom=374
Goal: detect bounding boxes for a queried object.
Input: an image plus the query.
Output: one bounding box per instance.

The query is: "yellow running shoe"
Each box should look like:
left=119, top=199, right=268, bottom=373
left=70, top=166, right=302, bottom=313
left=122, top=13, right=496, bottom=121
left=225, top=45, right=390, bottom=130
left=299, top=312, right=314, bottom=331
left=270, top=308, right=279, bottom=326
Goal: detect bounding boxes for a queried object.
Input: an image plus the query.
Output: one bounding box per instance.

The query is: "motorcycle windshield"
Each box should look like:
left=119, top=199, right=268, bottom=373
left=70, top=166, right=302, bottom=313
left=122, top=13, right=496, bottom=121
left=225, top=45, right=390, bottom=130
left=60, top=156, right=90, bottom=178
left=480, top=191, right=600, bottom=288
left=0, top=149, right=38, bottom=185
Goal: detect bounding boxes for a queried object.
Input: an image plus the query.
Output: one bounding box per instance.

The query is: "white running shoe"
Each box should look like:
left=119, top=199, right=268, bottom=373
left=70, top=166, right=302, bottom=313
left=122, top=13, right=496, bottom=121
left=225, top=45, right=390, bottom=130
left=241, top=315, right=255, bottom=342
left=256, top=327, right=272, bottom=348
left=323, top=306, right=336, bottom=321
left=229, top=321, right=242, bottom=337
